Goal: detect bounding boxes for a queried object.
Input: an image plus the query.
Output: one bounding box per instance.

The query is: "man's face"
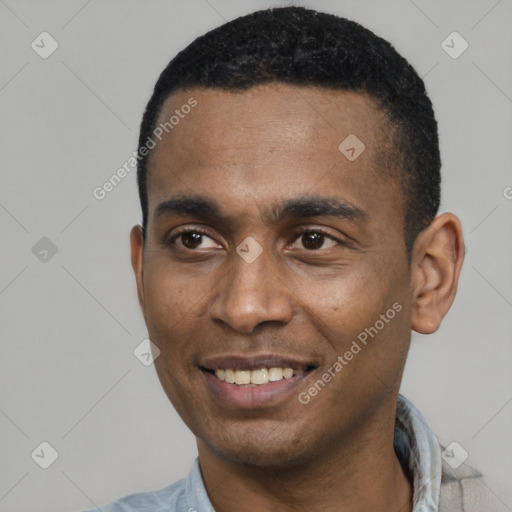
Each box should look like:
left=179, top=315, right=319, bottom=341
left=132, top=84, right=415, bottom=467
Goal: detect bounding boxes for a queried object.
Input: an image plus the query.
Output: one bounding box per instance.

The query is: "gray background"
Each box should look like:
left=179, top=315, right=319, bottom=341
left=0, top=0, right=511, bottom=510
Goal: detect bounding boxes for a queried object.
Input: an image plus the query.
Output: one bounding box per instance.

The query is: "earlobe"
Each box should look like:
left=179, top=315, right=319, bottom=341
left=130, top=225, right=145, bottom=315
left=410, top=213, right=465, bottom=334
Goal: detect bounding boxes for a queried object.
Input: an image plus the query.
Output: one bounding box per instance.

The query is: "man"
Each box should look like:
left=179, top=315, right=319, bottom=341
left=85, top=6, right=493, bottom=512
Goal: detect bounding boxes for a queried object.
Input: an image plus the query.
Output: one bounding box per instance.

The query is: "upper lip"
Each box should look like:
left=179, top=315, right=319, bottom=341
left=199, top=353, right=320, bottom=371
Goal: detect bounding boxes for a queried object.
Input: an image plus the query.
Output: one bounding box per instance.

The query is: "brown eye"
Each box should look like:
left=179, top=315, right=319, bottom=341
left=302, top=232, right=324, bottom=249
left=293, top=231, right=338, bottom=251
left=181, top=232, right=203, bottom=249
left=168, top=228, right=220, bottom=250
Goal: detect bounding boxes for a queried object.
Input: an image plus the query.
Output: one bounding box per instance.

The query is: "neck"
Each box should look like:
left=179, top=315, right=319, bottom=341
left=197, top=405, right=413, bottom=512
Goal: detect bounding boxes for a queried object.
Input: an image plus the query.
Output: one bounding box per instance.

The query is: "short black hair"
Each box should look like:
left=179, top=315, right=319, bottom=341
left=136, top=6, right=440, bottom=256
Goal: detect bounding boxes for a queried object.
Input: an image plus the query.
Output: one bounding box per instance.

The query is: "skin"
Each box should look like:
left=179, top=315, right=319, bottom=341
left=130, top=83, right=465, bottom=512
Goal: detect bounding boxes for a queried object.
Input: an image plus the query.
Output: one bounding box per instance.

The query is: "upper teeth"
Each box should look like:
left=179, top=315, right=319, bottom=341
left=214, top=368, right=304, bottom=385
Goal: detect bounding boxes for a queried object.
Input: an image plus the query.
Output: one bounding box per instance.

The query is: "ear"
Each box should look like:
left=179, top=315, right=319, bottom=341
left=410, top=213, right=465, bottom=334
left=130, top=225, right=146, bottom=317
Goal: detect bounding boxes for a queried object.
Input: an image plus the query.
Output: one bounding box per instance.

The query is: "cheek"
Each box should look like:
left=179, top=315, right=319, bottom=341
left=294, top=258, right=407, bottom=368
left=296, top=263, right=389, bottom=331
left=142, top=263, right=203, bottom=351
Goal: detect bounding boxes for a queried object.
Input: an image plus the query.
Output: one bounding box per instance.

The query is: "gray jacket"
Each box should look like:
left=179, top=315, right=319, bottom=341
left=439, top=458, right=508, bottom=511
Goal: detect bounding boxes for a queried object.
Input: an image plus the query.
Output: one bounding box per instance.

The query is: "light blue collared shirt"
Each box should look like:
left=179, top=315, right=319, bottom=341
left=81, top=394, right=442, bottom=512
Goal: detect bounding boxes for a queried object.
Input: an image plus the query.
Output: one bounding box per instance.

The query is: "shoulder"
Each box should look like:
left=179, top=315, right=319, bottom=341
left=439, top=457, right=508, bottom=512
left=78, top=477, right=188, bottom=512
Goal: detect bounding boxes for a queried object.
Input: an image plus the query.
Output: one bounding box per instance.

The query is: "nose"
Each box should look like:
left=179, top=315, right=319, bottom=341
left=208, top=243, right=295, bottom=334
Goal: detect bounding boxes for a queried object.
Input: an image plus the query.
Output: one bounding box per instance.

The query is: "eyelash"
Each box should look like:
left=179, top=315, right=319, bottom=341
left=289, top=228, right=344, bottom=250
left=167, top=227, right=215, bottom=247
left=166, top=227, right=345, bottom=251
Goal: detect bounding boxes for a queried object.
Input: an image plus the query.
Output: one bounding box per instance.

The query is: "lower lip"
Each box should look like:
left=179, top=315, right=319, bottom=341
left=201, top=370, right=313, bottom=409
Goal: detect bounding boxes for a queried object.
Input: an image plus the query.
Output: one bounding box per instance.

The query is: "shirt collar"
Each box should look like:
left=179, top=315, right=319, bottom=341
left=185, top=457, right=215, bottom=512
left=185, top=394, right=442, bottom=512
left=395, top=394, right=443, bottom=511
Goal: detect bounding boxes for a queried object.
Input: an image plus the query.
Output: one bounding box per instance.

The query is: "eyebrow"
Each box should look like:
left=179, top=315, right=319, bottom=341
left=270, top=196, right=368, bottom=224
left=154, top=195, right=368, bottom=224
left=155, top=196, right=220, bottom=220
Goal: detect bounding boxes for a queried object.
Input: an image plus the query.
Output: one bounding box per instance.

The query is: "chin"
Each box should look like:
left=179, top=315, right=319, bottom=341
left=202, top=425, right=317, bottom=469
left=215, top=443, right=305, bottom=468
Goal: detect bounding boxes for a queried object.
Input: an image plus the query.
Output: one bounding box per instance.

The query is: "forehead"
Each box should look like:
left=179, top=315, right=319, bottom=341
left=154, top=84, right=386, bottom=161
left=146, top=84, right=402, bottom=232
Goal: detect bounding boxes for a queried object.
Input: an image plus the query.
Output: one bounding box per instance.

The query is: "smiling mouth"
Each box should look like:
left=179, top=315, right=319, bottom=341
left=201, top=366, right=316, bottom=386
